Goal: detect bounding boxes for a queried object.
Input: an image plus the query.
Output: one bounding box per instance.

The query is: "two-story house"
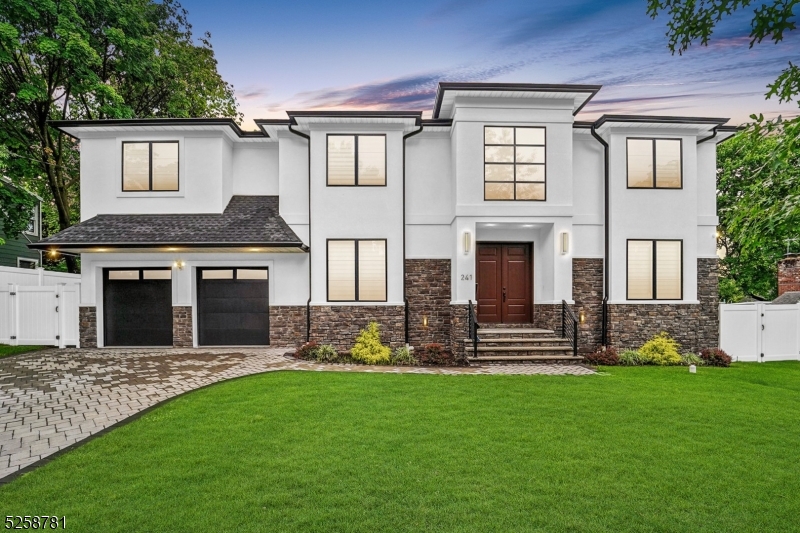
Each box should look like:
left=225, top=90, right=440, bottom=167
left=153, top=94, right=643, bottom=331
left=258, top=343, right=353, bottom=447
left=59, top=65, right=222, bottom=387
left=32, top=82, right=736, bottom=356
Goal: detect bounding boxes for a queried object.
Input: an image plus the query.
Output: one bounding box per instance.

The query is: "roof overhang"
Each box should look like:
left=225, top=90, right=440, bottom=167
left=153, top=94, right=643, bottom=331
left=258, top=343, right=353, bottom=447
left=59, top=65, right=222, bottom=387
left=433, top=82, right=602, bottom=119
left=48, top=118, right=272, bottom=143
left=264, top=111, right=425, bottom=133
left=29, top=242, right=309, bottom=254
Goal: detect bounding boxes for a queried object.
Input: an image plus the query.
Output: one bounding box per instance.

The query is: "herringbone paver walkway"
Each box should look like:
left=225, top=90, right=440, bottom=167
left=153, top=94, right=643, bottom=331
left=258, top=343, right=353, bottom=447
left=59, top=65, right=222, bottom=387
left=0, top=348, right=594, bottom=481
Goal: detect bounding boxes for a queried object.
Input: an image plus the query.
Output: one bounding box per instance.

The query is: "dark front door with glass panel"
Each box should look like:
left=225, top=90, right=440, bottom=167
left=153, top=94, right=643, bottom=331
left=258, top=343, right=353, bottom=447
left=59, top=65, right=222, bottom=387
left=103, top=268, right=173, bottom=346
left=476, top=243, right=532, bottom=323
left=197, top=268, right=269, bottom=346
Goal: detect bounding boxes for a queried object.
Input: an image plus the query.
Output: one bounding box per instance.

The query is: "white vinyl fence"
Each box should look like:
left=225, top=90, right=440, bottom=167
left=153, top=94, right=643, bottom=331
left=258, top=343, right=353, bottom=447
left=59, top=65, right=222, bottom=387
left=719, top=303, right=800, bottom=362
left=0, top=266, right=81, bottom=348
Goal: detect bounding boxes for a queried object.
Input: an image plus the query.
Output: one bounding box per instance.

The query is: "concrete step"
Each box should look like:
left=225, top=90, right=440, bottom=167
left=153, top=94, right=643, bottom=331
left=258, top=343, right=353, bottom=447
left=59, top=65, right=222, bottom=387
left=477, top=328, right=554, bottom=335
left=468, top=355, right=584, bottom=362
left=464, top=337, right=571, bottom=346
left=465, top=346, right=576, bottom=358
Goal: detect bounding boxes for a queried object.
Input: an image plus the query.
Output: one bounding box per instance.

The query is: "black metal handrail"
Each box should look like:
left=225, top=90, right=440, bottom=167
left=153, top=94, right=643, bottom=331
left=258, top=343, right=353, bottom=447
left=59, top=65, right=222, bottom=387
left=561, top=300, right=579, bottom=357
left=468, top=300, right=479, bottom=357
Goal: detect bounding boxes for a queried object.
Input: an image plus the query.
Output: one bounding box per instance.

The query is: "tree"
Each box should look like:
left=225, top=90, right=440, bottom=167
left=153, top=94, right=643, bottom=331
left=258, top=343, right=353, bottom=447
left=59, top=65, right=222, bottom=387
left=716, top=118, right=800, bottom=301
left=0, top=0, right=240, bottom=271
left=646, top=0, right=800, bottom=107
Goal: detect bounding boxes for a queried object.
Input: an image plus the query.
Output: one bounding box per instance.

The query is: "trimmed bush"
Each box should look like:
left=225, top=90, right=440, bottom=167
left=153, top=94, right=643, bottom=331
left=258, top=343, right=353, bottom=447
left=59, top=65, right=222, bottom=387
left=639, top=332, right=682, bottom=366
left=314, top=344, right=340, bottom=363
left=391, top=346, right=418, bottom=366
left=619, top=349, right=646, bottom=366
left=585, top=346, right=619, bottom=366
left=680, top=353, right=704, bottom=366
left=700, top=348, right=732, bottom=367
left=295, top=341, right=318, bottom=360
left=351, top=322, right=391, bottom=365
left=419, top=343, right=454, bottom=365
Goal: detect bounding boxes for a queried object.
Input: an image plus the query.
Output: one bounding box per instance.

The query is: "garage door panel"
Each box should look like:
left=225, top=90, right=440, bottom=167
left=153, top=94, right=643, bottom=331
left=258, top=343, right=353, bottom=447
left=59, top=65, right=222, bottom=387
left=104, top=271, right=172, bottom=347
left=198, top=268, right=269, bottom=346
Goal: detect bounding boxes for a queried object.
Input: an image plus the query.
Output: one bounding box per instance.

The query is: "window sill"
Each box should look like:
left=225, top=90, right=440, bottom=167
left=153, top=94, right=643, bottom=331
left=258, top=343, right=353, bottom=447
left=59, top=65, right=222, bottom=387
left=608, top=300, right=700, bottom=305
left=117, top=191, right=184, bottom=199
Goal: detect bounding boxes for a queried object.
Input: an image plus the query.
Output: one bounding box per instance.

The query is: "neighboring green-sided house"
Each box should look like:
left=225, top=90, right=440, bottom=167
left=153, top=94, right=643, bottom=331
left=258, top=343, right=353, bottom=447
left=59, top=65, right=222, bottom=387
left=0, top=177, right=42, bottom=269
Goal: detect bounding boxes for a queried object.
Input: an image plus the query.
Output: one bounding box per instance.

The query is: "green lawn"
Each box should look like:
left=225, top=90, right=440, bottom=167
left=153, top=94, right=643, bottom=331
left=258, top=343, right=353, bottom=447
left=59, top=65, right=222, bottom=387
left=0, top=345, right=45, bottom=358
left=2, top=364, right=799, bottom=532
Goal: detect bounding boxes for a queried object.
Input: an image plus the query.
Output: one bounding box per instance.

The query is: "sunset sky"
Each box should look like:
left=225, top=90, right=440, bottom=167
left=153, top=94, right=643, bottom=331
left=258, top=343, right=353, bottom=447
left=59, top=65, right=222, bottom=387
left=181, top=0, right=800, bottom=129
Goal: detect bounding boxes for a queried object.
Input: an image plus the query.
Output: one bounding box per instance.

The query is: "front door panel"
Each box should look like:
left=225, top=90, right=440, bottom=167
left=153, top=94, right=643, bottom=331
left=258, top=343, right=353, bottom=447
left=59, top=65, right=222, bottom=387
left=476, top=243, right=532, bottom=323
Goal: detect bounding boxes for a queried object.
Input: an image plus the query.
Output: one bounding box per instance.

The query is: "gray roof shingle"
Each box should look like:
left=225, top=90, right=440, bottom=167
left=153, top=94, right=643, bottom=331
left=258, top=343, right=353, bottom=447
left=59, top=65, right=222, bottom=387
left=32, top=196, right=306, bottom=249
left=771, top=292, right=800, bottom=305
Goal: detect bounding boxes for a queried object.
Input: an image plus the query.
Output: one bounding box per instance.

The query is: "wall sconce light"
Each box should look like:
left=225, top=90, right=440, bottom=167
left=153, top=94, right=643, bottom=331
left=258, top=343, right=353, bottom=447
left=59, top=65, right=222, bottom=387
left=579, top=311, right=586, bottom=324
left=463, top=230, right=472, bottom=255
left=173, top=260, right=185, bottom=270
left=560, top=232, right=569, bottom=255
left=422, top=316, right=429, bottom=329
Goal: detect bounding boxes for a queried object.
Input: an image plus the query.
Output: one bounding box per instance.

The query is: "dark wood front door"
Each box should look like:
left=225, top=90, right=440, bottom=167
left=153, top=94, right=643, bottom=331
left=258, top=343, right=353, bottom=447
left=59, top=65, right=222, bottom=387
left=476, top=243, right=532, bottom=323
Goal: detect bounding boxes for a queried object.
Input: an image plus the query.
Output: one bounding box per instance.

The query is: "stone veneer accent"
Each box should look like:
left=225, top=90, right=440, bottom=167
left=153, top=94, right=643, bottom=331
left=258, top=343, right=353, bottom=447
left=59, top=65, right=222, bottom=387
left=269, top=306, right=307, bottom=347
left=532, top=304, right=562, bottom=335
left=172, top=306, right=193, bottom=348
left=310, top=306, right=405, bottom=351
left=449, top=304, right=469, bottom=363
left=606, top=258, right=719, bottom=353
left=778, top=254, right=800, bottom=296
left=405, top=259, right=451, bottom=349
left=572, top=258, right=604, bottom=352
left=79, top=306, right=97, bottom=348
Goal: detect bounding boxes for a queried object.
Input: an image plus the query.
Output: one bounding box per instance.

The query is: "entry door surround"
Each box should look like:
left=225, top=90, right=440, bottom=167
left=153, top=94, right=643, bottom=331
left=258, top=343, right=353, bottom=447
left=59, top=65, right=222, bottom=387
left=476, top=243, right=533, bottom=323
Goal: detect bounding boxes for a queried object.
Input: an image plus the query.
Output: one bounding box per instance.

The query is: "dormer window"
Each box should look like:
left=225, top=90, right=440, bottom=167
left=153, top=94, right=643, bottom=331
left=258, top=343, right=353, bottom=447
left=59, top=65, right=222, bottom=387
left=627, top=138, right=682, bottom=188
left=484, top=126, right=546, bottom=201
left=122, top=141, right=179, bottom=191
left=327, top=134, right=386, bottom=186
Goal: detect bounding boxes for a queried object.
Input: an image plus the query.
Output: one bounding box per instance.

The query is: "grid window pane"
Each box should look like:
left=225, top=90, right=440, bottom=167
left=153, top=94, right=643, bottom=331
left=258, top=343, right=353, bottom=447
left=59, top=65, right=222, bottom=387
left=108, top=270, right=140, bottom=280
left=123, top=143, right=150, bottom=191
left=655, top=140, right=681, bottom=188
left=516, top=182, right=545, bottom=200
left=485, top=164, right=514, bottom=181
left=327, top=136, right=356, bottom=185
left=202, top=270, right=233, bottom=280
left=357, top=136, right=385, bottom=185
left=627, top=139, right=653, bottom=188
left=516, top=146, right=545, bottom=164
left=357, top=240, right=386, bottom=301
left=656, top=241, right=682, bottom=299
left=328, top=241, right=356, bottom=301
left=628, top=241, right=653, bottom=299
left=237, top=269, right=268, bottom=280
left=516, top=127, right=545, bottom=145
left=485, top=182, right=514, bottom=200
left=485, top=127, right=514, bottom=145
left=143, top=270, right=171, bottom=280
left=516, top=164, right=545, bottom=182
left=485, top=146, right=514, bottom=163
left=152, top=143, right=178, bottom=191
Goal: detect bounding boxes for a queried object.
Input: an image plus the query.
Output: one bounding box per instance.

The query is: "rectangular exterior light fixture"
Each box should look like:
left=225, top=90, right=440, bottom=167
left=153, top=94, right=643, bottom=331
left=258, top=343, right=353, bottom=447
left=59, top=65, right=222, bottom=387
left=560, top=232, right=569, bottom=255
left=463, top=231, right=472, bottom=255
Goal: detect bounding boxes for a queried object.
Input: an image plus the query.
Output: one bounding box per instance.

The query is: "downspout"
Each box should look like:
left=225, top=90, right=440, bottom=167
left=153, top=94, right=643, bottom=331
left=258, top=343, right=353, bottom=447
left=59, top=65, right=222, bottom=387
left=697, top=126, right=718, bottom=144
left=590, top=125, right=610, bottom=346
left=402, top=123, right=424, bottom=345
left=289, top=124, right=312, bottom=342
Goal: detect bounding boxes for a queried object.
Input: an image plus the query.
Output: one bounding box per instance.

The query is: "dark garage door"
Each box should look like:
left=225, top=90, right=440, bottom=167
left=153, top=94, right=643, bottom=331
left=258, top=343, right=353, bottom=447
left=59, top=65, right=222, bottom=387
left=103, top=268, right=173, bottom=346
left=197, top=268, right=269, bottom=346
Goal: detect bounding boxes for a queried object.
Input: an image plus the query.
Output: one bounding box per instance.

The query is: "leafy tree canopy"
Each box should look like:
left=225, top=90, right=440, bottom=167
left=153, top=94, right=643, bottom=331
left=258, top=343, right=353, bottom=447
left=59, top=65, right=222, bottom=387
left=0, top=0, right=240, bottom=271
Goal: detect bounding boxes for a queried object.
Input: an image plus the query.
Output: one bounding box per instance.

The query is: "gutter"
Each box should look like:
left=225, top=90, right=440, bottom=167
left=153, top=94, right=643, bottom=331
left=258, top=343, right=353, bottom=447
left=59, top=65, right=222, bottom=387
left=590, top=124, right=610, bottom=346
left=402, top=123, right=424, bottom=345
left=288, top=124, right=312, bottom=342
left=697, top=127, right=718, bottom=144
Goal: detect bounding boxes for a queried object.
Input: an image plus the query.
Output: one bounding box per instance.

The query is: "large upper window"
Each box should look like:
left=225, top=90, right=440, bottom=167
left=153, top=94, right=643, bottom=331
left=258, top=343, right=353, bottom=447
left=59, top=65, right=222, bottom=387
left=627, top=240, right=682, bottom=300
left=122, top=141, right=179, bottom=191
left=327, top=135, right=386, bottom=186
left=484, top=126, right=546, bottom=201
left=627, top=138, right=682, bottom=188
left=327, top=239, right=387, bottom=302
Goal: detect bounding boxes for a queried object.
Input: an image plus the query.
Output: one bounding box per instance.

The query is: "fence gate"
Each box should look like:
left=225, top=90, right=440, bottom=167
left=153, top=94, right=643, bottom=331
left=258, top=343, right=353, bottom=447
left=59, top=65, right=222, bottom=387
left=719, top=303, right=800, bottom=362
left=0, top=284, right=80, bottom=348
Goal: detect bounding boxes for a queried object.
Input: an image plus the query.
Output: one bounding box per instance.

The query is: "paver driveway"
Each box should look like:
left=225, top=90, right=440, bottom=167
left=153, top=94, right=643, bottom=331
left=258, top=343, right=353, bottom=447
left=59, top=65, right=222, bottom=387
left=0, top=348, right=594, bottom=482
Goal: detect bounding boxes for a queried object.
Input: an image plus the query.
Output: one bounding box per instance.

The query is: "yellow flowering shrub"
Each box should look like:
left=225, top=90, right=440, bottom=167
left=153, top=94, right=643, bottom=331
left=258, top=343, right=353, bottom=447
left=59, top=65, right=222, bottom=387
left=350, top=322, right=391, bottom=365
left=639, top=332, right=682, bottom=366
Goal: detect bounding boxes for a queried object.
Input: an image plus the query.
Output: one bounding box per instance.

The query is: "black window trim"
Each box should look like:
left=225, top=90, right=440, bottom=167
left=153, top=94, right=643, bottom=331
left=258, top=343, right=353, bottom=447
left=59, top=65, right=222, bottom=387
left=626, top=137, right=683, bottom=189
left=326, top=238, right=388, bottom=302
left=626, top=239, right=684, bottom=301
left=483, top=125, right=547, bottom=202
left=326, top=134, right=387, bottom=187
left=197, top=266, right=269, bottom=280
left=104, top=267, right=173, bottom=281
left=122, top=140, right=180, bottom=192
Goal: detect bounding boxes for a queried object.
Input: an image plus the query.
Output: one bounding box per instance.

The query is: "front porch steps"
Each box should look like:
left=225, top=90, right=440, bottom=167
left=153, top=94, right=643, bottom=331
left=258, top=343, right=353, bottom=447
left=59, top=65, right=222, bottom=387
left=465, top=326, right=582, bottom=364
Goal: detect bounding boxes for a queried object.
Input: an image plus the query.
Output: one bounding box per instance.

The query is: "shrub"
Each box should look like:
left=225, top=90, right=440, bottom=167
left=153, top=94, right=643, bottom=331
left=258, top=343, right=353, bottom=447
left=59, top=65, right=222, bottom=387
left=619, top=349, right=646, bottom=366
left=296, top=341, right=318, bottom=360
left=350, top=322, right=391, bottom=365
left=639, top=332, right=682, bottom=366
left=314, top=344, right=340, bottom=363
left=700, top=348, right=732, bottom=367
left=585, top=346, right=619, bottom=366
left=680, top=353, right=704, bottom=366
left=418, top=343, right=454, bottom=365
left=391, top=346, right=418, bottom=366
